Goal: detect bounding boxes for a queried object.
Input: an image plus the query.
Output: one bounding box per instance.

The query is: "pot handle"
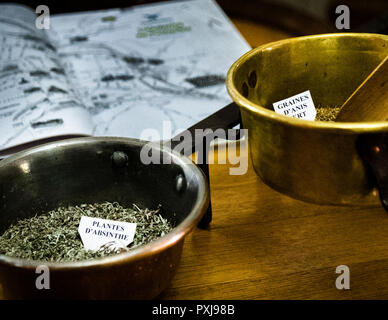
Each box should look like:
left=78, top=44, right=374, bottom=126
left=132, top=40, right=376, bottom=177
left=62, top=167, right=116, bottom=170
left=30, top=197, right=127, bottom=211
left=357, top=133, right=388, bottom=211
left=168, top=102, right=242, bottom=228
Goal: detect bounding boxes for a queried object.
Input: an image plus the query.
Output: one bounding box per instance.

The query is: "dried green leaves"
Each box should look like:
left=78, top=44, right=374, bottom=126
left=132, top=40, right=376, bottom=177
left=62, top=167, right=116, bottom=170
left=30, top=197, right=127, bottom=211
left=0, top=202, right=173, bottom=262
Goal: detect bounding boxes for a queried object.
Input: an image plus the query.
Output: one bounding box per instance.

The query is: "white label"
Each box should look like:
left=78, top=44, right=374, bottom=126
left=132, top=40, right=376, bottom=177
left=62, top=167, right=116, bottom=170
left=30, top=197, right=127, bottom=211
left=78, top=216, right=136, bottom=252
left=273, top=90, right=316, bottom=120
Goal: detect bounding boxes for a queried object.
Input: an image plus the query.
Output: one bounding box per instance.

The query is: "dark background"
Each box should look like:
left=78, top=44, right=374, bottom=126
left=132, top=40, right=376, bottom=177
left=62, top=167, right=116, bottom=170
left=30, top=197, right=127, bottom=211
left=2, top=0, right=388, bottom=35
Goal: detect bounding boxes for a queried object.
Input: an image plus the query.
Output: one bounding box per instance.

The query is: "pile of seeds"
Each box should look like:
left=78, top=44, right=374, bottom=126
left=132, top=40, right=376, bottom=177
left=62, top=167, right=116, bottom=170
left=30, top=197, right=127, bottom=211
left=315, top=105, right=341, bottom=121
left=0, top=202, right=173, bottom=262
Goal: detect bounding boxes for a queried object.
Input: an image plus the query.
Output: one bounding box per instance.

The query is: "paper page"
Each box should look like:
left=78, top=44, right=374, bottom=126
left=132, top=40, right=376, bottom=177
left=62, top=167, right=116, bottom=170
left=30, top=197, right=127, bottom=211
left=48, top=0, right=250, bottom=141
left=0, top=4, right=93, bottom=151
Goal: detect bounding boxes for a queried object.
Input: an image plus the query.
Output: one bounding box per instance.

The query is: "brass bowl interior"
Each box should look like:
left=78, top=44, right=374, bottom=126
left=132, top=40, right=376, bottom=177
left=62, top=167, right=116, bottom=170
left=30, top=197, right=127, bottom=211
left=227, top=33, right=388, bottom=206
left=231, top=33, right=388, bottom=119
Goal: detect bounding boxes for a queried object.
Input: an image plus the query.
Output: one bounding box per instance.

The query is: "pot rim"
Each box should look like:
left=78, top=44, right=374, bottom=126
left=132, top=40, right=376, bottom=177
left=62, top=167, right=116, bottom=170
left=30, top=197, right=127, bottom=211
left=226, top=33, right=388, bottom=133
left=0, top=136, right=209, bottom=270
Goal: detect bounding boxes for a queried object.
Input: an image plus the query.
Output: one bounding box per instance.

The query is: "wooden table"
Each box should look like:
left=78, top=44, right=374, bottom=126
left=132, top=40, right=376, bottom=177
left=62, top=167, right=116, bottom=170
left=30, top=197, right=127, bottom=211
left=3, top=18, right=386, bottom=301
left=160, top=22, right=388, bottom=300
left=160, top=139, right=388, bottom=299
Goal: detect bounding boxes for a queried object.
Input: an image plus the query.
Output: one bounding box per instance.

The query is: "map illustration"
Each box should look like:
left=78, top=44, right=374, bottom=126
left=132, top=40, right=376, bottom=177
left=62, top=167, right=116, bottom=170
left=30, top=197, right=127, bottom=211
left=0, top=0, right=250, bottom=153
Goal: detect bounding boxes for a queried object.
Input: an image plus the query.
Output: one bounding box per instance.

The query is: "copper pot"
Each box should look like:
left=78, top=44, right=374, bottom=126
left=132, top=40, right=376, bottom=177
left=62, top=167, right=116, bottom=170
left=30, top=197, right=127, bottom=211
left=0, top=137, right=209, bottom=299
left=227, top=33, right=388, bottom=206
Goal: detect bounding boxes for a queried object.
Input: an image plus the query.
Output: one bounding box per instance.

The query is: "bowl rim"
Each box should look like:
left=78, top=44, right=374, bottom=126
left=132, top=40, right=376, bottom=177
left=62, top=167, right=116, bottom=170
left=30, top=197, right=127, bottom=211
left=0, top=136, right=209, bottom=270
left=226, top=32, right=388, bottom=133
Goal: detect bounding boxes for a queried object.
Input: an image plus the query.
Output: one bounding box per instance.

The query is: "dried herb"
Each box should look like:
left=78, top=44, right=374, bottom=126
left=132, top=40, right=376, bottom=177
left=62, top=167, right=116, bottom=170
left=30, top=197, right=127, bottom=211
left=315, top=105, right=341, bottom=121
left=0, top=202, right=173, bottom=262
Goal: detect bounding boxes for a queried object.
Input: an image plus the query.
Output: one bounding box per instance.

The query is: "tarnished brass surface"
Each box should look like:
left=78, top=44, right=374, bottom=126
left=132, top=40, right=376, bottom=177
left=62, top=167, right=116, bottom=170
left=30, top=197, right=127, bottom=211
left=227, top=33, right=388, bottom=205
left=0, top=137, right=209, bottom=299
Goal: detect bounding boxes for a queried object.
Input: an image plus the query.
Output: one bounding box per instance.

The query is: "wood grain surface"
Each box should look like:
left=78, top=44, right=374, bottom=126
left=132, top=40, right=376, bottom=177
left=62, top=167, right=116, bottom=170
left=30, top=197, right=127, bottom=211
left=231, top=18, right=290, bottom=48
left=4, top=18, right=387, bottom=301
left=161, top=21, right=388, bottom=299
left=336, top=55, right=388, bottom=122
left=160, top=140, right=388, bottom=299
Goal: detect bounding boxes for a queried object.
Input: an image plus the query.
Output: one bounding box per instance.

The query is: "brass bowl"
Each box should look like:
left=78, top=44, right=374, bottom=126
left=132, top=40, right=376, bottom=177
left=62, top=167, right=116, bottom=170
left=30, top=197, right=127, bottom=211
left=0, top=137, right=209, bottom=299
left=227, top=33, right=388, bottom=206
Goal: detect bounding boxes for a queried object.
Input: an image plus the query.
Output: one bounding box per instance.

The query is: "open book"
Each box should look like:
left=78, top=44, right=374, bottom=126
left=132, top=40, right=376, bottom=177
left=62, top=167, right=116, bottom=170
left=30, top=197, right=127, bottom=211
left=0, top=0, right=250, bottom=156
